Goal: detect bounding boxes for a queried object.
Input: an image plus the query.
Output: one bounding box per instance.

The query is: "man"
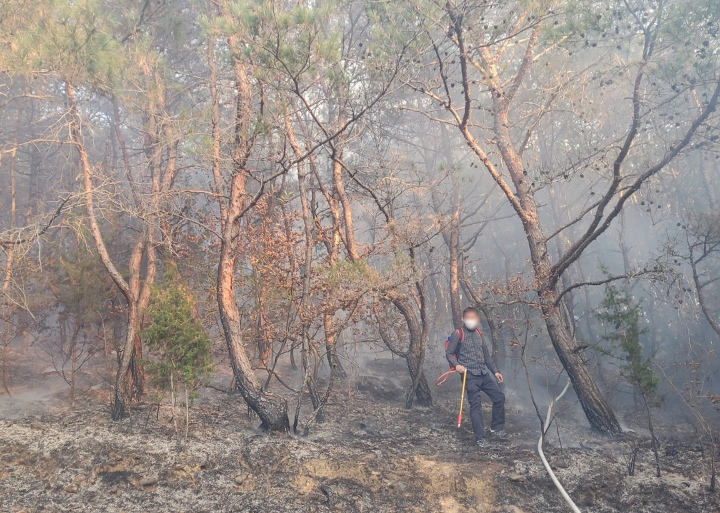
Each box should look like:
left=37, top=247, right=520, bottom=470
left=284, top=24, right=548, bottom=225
left=446, top=306, right=506, bottom=448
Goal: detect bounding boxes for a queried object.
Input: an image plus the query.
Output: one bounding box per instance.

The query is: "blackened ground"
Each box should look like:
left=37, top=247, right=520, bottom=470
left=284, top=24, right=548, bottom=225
left=0, top=360, right=718, bottom=512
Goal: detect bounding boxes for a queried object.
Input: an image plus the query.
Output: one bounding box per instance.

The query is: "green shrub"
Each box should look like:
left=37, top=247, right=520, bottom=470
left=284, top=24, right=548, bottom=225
left=143, top=278, right=212, bottom=435
left=596, top=285, right=658, bottom=397
left=597, top=284, right=661, bottom=476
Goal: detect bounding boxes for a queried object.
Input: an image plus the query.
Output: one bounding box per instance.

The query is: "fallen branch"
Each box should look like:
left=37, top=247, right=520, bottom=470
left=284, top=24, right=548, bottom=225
left=203, top=383, right=232, bottom=394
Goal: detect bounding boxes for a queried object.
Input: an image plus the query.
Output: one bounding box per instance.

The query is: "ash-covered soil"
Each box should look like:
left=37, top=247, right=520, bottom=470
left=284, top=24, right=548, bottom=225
left=0, top=362, right=718, bottom=512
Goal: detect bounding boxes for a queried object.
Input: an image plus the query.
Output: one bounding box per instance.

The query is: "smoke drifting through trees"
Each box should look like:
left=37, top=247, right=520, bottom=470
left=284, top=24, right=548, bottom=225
left=0, top=0, right=718, bottom=450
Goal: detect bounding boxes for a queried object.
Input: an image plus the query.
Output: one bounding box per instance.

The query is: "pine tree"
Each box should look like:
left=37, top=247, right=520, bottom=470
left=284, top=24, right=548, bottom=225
left=597, top=285, right=661, bottom=477
left=143, top=271, right=212, bottom=442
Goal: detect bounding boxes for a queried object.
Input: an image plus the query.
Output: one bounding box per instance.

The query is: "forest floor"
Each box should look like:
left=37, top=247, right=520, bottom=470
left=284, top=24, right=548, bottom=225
left=0, top=354, right=718, bottom=513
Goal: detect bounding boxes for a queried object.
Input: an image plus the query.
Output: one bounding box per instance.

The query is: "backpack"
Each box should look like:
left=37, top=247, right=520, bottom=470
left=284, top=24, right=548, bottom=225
left=445, top=327, right=482, bottom=370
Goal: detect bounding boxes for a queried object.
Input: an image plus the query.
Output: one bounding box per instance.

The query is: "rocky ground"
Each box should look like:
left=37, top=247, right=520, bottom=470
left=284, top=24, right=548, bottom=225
left=0, top=358, right=718, bottom=512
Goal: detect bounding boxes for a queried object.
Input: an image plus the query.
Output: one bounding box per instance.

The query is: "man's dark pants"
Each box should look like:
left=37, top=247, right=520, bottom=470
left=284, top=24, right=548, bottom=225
left=465, top=372, right=505, bottom=441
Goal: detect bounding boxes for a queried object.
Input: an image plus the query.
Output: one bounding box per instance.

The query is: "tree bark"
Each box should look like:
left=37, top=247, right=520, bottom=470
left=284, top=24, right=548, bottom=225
left=216, top=173, right=289, bottom=430
left=67, top=80, right=142, bottom=419
left=495, top=112, right=621, bottom=434
left=431, top=174, right=462, bottom=328
left=448, top=198, right=462, bottom=327
left=313, top=174, right=347, bottom=378
left=391, top=296, right=432, bottom=408
left=310, top=153, right=347, bottom=378
left=286, top=114, right=324, bottom=421
left=324, top=102, right=354, bottom=378
left=210, top=53, right=289, bottom=431
left=323, top=315, right=347, bottom=379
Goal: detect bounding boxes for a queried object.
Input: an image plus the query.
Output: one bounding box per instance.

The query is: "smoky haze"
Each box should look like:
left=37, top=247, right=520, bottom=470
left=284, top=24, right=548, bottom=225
left=0, top=1, right=720, bottom=511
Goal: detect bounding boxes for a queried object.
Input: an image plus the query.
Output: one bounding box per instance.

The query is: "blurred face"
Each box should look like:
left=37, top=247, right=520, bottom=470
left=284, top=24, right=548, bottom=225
left=463, top=311, right=480, bottom=330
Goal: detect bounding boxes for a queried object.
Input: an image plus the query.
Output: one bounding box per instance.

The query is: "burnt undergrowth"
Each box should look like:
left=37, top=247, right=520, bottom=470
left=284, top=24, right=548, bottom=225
left=0, top=363, right=718, bottom=513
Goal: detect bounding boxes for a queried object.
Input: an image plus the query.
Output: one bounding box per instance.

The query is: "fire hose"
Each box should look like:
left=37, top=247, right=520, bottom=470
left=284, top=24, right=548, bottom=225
left=435, top=370, right=456, bottom=386
left=539, top=380, right=581, bottom=513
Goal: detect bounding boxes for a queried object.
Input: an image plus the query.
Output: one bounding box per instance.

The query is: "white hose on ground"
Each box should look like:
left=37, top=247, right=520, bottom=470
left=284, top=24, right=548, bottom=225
left=537, top=379, right=581, bottom=513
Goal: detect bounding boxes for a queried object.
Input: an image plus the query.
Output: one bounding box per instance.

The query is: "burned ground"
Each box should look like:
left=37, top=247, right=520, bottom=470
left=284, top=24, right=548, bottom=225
left=0, top=357, right=717, bottom=513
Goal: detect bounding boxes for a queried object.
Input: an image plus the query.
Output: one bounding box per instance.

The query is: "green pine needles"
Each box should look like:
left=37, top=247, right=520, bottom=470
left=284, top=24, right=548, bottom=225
left=144, top=281, right=213, bottom=399
left=597, top=284, right=661, bottom=476
left=143, top=274, right=212, bottom=441
left=596, top=284, right=658, bottom=397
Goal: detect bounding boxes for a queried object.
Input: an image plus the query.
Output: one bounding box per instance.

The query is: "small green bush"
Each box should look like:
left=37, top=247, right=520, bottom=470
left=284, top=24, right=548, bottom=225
left=597, top=284, right=661, bottom=476
left=596, top=285, right=658, bottom=397
left=143, top=279, right=213, bottom=410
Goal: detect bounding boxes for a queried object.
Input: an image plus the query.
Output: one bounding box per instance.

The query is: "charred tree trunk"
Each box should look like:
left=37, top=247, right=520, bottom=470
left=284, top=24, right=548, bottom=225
left=321, top=172, right=347, bottom=379
left=322, top=101, right=355, bottom=379
left=301, top=114, right=347, bottom=379
left=448, top=194, right=462, bottom=327
left=68, top=80, right=144, bottom=420
left=210, top=51, right=289, bottom=431
left=487, top=72, right=620, bottom=432
left=392, top=297, right=432, bottom=408
left=539, top=294, right=620, bottom=433
left=216, top=178, right=289, bottom=430
left=124, top=331, right=145, bottom=402
left=323, top=316, right=347, bottom=380
left=525, top=177, right=620, bottom=434
left=111, top=280, right=143, bottom=420
left=318, top=187, right=347, bottom=378
left=287, top=114, right=324, bottom=422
